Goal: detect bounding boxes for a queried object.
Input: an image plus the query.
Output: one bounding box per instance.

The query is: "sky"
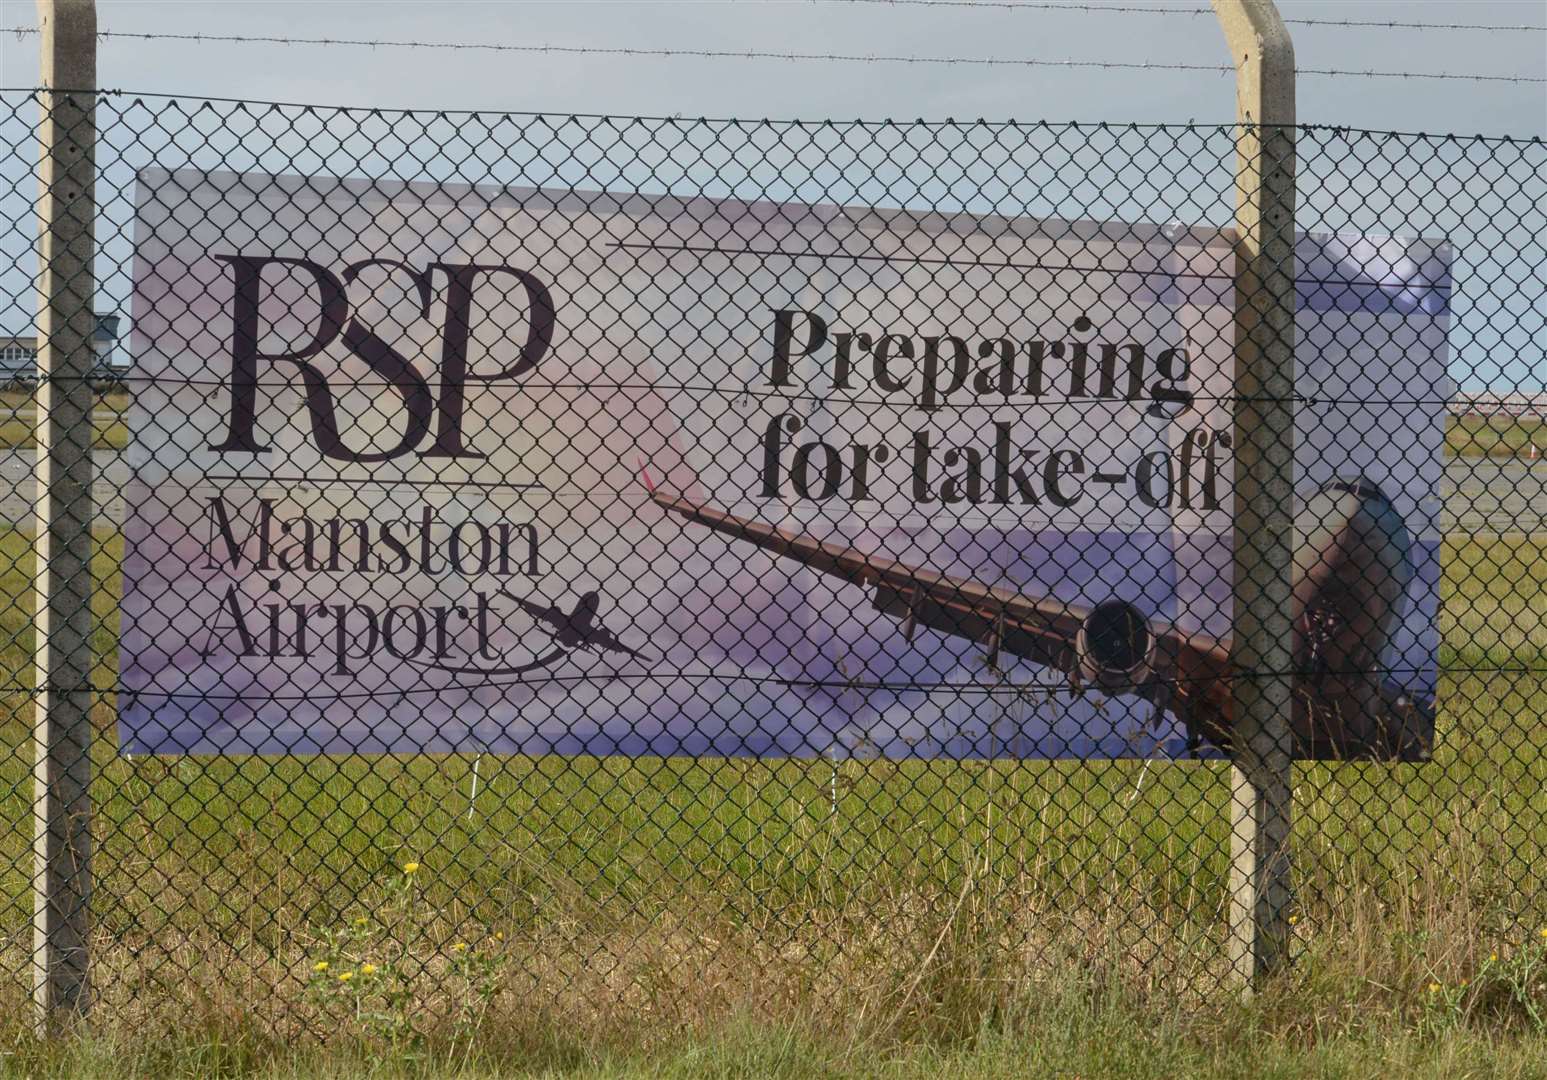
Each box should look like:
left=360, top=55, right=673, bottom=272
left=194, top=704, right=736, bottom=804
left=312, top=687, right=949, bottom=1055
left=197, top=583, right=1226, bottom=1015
left=0, top=1, right=1542, bottom=389
left=0, top=1, right=1543, bottom=133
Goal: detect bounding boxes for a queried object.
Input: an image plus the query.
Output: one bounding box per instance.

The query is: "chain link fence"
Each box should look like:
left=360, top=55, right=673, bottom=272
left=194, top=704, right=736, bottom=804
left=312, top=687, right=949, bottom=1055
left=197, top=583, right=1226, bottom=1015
left=0, top=90, right=1544, bottom=1034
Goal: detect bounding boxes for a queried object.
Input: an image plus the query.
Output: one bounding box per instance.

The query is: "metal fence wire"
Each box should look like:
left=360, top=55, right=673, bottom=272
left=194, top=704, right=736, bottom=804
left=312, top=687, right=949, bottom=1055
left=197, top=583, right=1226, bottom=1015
left=1, top=90, right=1545, bottom=1031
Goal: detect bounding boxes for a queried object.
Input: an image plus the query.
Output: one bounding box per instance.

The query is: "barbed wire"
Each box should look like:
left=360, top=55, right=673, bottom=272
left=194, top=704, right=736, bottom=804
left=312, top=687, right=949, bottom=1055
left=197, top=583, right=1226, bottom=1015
left=824, top=0, right=1547, bottom=33
left=4, top=28, right=1543, bottom=84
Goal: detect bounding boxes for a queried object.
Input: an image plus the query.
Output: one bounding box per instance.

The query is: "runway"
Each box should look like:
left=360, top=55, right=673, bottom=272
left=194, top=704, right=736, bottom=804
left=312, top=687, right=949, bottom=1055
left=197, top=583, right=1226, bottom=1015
left=1440, top=457, right=1547, bottom=535
left=0, top=449, right=1540, bottom=535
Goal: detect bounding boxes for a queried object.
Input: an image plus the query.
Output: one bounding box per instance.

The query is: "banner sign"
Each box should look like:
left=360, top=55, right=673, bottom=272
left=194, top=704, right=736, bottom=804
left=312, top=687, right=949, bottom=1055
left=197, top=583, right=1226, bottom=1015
left=122, top=167, right=1448, bottom=758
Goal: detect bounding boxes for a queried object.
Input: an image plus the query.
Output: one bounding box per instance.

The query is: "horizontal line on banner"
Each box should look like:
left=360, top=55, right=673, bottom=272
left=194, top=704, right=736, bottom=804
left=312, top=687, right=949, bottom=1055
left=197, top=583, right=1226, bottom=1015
left=201, top=474, right=548, bottom=490
left=37, top=376, right=1442, bottom=408
left=613, top=239, right=1233, bottom=277
left=608, top=240, right=1454, bottom=293
left=95, top=664, right=1441, bottom=702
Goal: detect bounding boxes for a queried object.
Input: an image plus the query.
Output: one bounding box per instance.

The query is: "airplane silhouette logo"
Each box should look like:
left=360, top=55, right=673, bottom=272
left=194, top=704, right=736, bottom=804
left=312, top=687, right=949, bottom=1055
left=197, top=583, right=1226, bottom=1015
left=511, top=590, right=651, bottom=662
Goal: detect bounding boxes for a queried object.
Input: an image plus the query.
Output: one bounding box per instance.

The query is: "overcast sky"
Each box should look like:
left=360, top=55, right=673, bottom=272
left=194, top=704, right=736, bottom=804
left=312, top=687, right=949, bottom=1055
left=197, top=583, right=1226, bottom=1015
left=2, top=1, right=1543, bottom=133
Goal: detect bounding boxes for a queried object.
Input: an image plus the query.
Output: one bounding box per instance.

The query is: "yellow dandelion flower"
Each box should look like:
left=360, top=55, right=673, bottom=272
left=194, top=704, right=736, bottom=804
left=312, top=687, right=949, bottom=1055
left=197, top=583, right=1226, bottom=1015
left=402, top=862, right=421, bottom=875
left=1288, top=915, right=1298, bottom=926
left=338, top=971, right=354, bottom=983
left=360, top=963, right=377, bottom=976
left=494, top=931, right=505, bottom=942
left=1540, top=927, right=1547, bottom=940
left=1427, top=982, right=1441, bottom=993
left=312, top=960, right=329, bottom=973
left=452, top=942, right=469, bottom=954
left=1490, top=952, right=1499, bottom=963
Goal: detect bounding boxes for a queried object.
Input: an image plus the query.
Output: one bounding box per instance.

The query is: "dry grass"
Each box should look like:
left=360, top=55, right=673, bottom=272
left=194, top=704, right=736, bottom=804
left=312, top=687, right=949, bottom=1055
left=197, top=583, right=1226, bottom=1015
left=0, top=783, right=1544, bottom=1077
left=0, top=486, right=1539, bottom=1075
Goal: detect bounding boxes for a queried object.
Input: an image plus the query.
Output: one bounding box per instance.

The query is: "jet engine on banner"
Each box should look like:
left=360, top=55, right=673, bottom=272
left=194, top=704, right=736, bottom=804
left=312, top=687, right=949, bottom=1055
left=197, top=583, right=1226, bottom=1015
left=1075, top=600, right=1157, bottom=691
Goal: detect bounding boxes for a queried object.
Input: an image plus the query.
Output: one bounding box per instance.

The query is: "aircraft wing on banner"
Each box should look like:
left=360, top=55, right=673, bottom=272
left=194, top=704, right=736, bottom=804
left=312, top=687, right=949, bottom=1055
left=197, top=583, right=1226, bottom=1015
left=646, top=484, right=1237, bottom=754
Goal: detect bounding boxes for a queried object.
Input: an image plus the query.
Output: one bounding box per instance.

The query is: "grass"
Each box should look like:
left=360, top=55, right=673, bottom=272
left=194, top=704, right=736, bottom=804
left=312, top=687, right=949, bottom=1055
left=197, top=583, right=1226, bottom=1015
left=1440, top=533, right=1547, bottom=667
left=0, top=388, right=130, bottom=413
left=0, top=387, right=129, bottom=450
left=0, top=413, right=128, bottom=451
left=6, top=976, right=1547, bottom=1078
left=1446, top=413, right=1547, bottom=460
left=0, top=523, right=1539, bottom=1074
left=0, top=396, right=1540, bottom=462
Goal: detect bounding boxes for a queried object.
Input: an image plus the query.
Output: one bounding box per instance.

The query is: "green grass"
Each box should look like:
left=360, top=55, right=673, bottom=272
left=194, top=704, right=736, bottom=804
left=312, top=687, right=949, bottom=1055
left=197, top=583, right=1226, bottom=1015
left=6, top=984, right=1547, bottom=1078
left=0, top=531, right=1531, bottom=936
left=0, top=412, right=128, bottom=450
left=0, top=528, right=1541, bottom=1072
left=0, top=388, right=130, bottom=413
left=0, top=397, right=1539, bottom=463
left=1440, top=534, right=1547, bottom=667
left=1446, top=413, right=1547, bottom=460
left=0, top=387, right=130, bottom=450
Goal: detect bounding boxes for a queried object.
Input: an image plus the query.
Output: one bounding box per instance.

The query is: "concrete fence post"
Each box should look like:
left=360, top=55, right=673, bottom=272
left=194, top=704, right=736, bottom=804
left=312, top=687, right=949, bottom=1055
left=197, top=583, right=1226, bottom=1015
left=33, top=0, right=98, bottom=1031
left=1211, top=0, right=1297, bottom=991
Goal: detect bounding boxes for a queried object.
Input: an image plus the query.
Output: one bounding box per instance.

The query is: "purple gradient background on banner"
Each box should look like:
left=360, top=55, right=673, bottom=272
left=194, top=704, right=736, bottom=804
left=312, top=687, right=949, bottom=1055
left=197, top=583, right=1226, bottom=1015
left=118, top=168, right=1448, bottom=760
